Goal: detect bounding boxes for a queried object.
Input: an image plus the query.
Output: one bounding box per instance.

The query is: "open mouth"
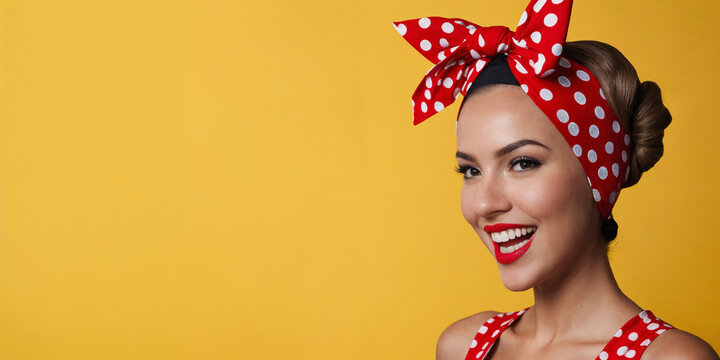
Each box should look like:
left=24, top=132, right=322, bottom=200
left=491, top=226, right=536, bottom=253
left=486, top=226, right=536, bottom=264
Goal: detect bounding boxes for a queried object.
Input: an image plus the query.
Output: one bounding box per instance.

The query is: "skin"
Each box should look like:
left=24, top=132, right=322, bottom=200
left=437, top=85, right=718, bottom=360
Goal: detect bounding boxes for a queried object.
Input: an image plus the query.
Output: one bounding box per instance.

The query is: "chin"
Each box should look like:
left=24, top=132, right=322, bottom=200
left=498, top=269, right=536, bottom=292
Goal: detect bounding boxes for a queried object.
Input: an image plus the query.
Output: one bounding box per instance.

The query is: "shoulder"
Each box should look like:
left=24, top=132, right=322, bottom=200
left=436, top=311, right=499, bottom=360
left=642, top=329, right=719, bottom=360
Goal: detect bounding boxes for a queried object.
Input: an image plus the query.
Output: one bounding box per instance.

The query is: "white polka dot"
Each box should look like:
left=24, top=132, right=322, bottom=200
left=475, top=351, right=483, bottom=359
left=576, top=70, right=590, bottom=81
left=470, top=339, right=477, bottom=348
left=533, top=53, right=545, bottom=74
left=518, top=11, right=528, bottom=26
left=657, top=329, right=666, bottom=335
left=558, top=76, right=571, bottom=87
left=420, top=39, right=432, bottom=51
left=476, top=33, right=486, bottom=47
left=457, top=71, right=463, bottom=80
left=483, top=341, right=489, bottom=348
left=641, top=339, right=651, bottom=346
left=531, top=31, right=542, bottom=43
left=617, top=346, right=628, bottom=356
left=622, top=150, right=628, bottom=162
left=521, top=84, right=529, bottom=93
left=574, top=91, right=586, bottom=105
left=615, top=329, right=623, bottom=337
left=437, top=52, right=446, bottom=61
left=497, top=43, right=509, bottom=53
left=628, top=332, right=638, bottom=341
left=587, top=177, right=592, bottom=186
left=557, top=109, right=569, bottom=123
left=420, top=102, right=428, bottom=113
left=612, top=163, right=619, bottom=177
left=639, top=311, right=648, bottom=319
left=470, top=49, right=481, bottom=59
left=419, top=17, right=431, bottom=28
left=647, top=323, right=659, bottom=330
left=593, top=188, right=601, bottom=202
left=439, top=38, right=450, bottom=48
left=424, top=89, right=431, bottom=99
left=394, top=23, right=407, bottom=36
left=515, top=61, right=528, bottom=74
left=513, top=37, right=527, bottom=49
left=595, top=106, right=605, bottom=119
left=442, top=22, right=454, bottom=33
left=552, top=43, right=563, bottom=56
left=588, top=149, right=597, bottom=163
left=478, top=325, right=488, bottom=334
left=568, top=122, right=579, bottom=136
left=492, top=329, right=500, bottom=338
left=442, top=78, right=453, bottom=89
left=612, top=120, right=621, bottom=133
left=605, top=141, right=614, bottom=154
left=598, top=166, right=608, bottom=179
left=533, top=0, right=547, bottom=12
left=434, top=101, right=445, bottom=112
left=425, top=77, right=433, bottom=88
left=625, top=350, right=637, bottom=358
left=551, top=0, right=564, bottom=3
left=599, top=88, right=606, bottom=99
left=572, top=144, right=582, bottom=157
left=453, top=88, right=461, bottom=98
left=475, top=59, right=487, bottom=72
left=539, top=88, right=553, bottom=100
left=544, top=13, right=558, bottom=27
left=541, top=69, right=555, bottom=78
left=625, top=134, right=631, bottom=145
left=609, top=191, right=617, bottom=203
left=589, top=125, right=599, bottom=138
left=599, top=351, right=609, bottom=360
left=559, top=57, right=571, bottom=68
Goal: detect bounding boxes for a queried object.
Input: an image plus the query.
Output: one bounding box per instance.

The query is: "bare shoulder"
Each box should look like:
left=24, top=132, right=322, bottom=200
left=436, top=311, right=499, bottom=360
left=642, top=329, right=719, bottom=360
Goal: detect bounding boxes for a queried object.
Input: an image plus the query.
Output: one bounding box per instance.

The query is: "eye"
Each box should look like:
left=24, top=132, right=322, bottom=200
left=510, top=157, right=542, bottom=172
left=455, top=165, right=481, bottom=179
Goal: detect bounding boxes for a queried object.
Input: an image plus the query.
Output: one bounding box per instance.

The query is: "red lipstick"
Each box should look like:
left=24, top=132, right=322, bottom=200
left=483, top=223, right=536, bottom=265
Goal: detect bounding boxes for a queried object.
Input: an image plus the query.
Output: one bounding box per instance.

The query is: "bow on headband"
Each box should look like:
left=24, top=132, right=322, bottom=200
left=393, top=0, right=631, bottom=220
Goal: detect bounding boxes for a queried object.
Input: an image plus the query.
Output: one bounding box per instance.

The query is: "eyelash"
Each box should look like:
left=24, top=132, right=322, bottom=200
left=454, top=156, right=542, bottom=179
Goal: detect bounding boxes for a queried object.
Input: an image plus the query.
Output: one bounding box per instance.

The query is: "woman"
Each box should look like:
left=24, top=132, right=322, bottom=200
left=392, top=1, right=719, bottom=359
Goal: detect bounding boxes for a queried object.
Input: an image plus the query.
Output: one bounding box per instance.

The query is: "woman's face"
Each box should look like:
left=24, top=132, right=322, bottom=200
left=457, top=85, right=604, bottom=291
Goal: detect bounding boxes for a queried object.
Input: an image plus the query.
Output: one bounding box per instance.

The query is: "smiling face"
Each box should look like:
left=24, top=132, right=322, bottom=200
left=457, top=85, right=605, bottom=291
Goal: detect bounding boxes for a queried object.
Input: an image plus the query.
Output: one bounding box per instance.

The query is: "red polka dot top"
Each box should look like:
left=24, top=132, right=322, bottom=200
left=465, top=309, right=674, bottom=360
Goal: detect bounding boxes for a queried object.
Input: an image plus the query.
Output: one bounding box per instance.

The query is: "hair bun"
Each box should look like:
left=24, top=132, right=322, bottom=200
left=624, top=81, right=672, bottom=188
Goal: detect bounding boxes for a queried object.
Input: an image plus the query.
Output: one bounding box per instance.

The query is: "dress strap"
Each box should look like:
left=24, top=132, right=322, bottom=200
left=464, top=308, right=529, bottom=360
left=595, top=310, right=674, bottom=360
left=464, top=309, right=674, bottom=360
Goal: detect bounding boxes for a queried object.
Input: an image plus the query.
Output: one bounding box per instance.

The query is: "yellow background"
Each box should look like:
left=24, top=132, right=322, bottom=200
left=1, top=0, right=718, bottom=358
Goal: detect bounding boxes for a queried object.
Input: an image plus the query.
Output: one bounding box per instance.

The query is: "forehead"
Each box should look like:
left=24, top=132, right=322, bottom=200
left=456, top=85, right=566, bottom=152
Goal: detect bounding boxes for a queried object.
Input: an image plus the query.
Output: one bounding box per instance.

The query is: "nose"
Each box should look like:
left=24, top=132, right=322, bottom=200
left=463, top=172, right=512, bottom=223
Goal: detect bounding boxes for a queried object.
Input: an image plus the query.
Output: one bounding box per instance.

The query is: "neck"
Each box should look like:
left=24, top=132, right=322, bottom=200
left=521, top=242, right=642, bottom=343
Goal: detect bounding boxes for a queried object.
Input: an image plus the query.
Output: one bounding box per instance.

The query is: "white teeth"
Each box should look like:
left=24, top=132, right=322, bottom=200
left=499, top=239, right=529, bottom=253
left=489, top=226, right=536, bottom=243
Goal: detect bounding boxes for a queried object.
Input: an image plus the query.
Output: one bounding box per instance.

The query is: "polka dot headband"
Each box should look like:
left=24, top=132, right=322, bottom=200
left=392, top=0, right=630, bottom=220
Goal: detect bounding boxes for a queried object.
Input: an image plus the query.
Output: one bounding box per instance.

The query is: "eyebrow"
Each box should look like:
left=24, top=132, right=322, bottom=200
left=456, top=139, right=549, bottom=161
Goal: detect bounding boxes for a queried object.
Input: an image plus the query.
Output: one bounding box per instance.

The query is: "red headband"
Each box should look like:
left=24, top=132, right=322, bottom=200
left=393, top=0, right=630, bottom=220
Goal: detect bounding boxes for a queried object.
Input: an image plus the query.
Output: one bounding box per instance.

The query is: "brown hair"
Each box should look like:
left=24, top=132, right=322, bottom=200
left=562, top=41, right=672, bottom=188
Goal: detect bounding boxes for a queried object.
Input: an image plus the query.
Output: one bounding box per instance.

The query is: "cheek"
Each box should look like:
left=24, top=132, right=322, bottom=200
left=460, top=184, right=474, bottom=225
left=522, top=164, right=595, bottom=232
